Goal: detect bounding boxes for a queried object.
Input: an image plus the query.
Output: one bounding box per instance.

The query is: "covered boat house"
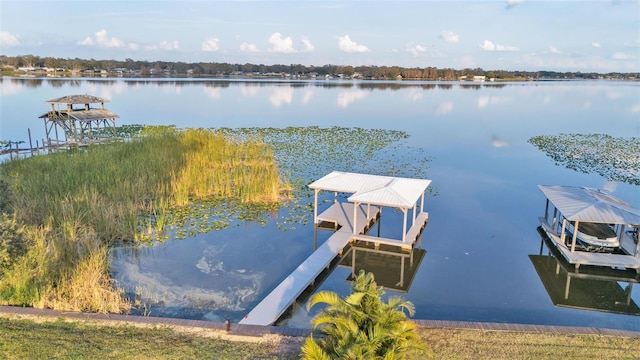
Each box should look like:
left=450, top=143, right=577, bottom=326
left=538, top=185, right=640, bottom=273
left=39, top=94, right=119, bottom=148
left=309, top=171, right=432, bottom=250
left=239, top=171, right=432, bottom=326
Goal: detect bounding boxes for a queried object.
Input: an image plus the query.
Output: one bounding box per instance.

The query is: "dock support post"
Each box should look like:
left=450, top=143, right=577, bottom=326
left=544, top=199, right=549, bottom=222
left=412, top=203, right=416, bottom=227
left=570, top=220, right=579, bottom=252
left=352, top=202, right=358, bottom=235
left=313, top=190, right=318, bottom=225
left=401, top=208, right=408, bottom=243
left=28, top=128, right=33, bottom=155
left=560, top=219, right=567, bottom=245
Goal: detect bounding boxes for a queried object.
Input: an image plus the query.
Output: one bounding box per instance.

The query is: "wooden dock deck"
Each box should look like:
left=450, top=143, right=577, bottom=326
left=539, top=217, right=640, bottom=273
left=238, top=202, right=380, bottom=326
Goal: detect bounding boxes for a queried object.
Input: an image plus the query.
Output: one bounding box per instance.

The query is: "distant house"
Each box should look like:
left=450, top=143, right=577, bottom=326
left=473, top=75, right=486, bottom=82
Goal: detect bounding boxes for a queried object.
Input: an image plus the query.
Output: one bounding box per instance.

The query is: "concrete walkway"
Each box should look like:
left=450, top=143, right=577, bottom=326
left=1, top=306, right=638, bottom=339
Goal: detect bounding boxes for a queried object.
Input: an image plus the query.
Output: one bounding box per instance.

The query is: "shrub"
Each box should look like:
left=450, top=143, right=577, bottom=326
left=302, top=270, right=430, bottom=359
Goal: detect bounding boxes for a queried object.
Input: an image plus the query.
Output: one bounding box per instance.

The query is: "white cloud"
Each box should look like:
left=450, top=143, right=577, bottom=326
left=201, top=37, right=220, bottom=52
left=630, top=104, right=640, bottom=114
left=440, top=30, right=459, bottom=43
left=337, top=35, right=370, bottom=53
left=591, top=42, right=601, bottom=48
left=129, top=43, right=139, bottom=51
left=78, top=36, right=94, bottom=46
left=301, top=38, right=314, bottom=52
left=1, top=31, right=20, bottom=46
left=549, top=46, right=560, bottom=54
left=78, top=29, right=125, bottom=48
left=407, top=44, right=427, bottom=57
left=240, top=42, right=259, bottom=52
left=146, top=40, right=179, bottom=51
left=480, top=40, right=519, bottom=52
left=612, top=52, right=635, bottom=60
left=268, top=32, right=296, bottom=53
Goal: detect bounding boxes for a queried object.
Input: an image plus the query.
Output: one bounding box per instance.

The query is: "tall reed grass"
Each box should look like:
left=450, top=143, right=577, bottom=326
left=0, top=127, right=284, bottom=313
left=2, top=127, right=283, bottom=242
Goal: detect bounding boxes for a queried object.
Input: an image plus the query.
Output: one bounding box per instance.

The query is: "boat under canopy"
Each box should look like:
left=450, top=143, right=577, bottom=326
left=538, top=185, right=640, bottom=273
left=566, top=221, right=619, bottom=249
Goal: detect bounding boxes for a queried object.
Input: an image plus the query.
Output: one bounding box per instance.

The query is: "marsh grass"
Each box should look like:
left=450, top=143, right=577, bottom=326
left=0, top=128, right=283, bottom=312
left=2, top=127, right=283, bottom=242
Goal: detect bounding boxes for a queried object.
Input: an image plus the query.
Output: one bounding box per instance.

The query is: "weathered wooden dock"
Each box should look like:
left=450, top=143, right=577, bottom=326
left=239, top=202, right=380, bottom=326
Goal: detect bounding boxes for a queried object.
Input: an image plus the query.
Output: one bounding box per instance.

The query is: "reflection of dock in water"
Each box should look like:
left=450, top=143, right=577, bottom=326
left=239, top=202, right=380, bottom=326
left=340, top=244, right=426, bottom=293
left=531, top=229, right=640, bottom=316
left=239, top=172, right=431, bottom=326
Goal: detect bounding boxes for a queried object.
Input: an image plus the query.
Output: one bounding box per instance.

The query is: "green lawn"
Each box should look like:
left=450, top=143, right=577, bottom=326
left=1, top=316, right=638, bottom=359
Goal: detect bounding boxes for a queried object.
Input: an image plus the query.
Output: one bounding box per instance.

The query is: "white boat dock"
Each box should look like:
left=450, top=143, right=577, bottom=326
left=538, top=185, right=640, bottom=273
left=239, top=202, right=380, bottom=326
left=353, top=212, right=429, bottom=250
left=239, top=172, right=432, bottom=326
left=539, top=218, right=640, bottom=272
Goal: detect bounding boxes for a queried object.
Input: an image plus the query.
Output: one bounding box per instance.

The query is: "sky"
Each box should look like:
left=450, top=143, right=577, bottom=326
left=1, top=1, right=639, bottom=73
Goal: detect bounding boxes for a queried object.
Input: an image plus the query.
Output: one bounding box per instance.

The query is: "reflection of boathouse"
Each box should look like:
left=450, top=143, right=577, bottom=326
left=340, top=244, right=426, bottom=293
left=39, top=95, right=119, bottom=148
left=531, top=230, right=639, bottom=316
left=537, top=185, right=640, bottom=273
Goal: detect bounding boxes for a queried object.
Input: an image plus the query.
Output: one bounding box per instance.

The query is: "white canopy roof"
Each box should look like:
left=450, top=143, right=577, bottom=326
left=538, top=185, right=640, bottom=225
left=309, top=171, right=432, bottom=209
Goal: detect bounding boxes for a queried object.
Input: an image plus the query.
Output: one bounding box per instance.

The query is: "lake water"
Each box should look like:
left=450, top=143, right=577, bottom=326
left=1, top=77, right=639, bottom=331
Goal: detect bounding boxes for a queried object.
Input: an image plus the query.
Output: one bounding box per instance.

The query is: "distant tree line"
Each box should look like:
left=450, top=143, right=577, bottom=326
left=1, top=55, right=637, bottom=81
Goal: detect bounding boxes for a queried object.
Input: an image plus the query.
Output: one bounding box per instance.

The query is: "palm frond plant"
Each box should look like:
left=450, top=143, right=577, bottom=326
left=301, top=270, right=430, bottom=360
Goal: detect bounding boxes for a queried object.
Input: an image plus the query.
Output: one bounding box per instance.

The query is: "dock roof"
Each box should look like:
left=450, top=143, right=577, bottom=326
left=309, top=171, right=431, bottom=209
left=45, top=94, right=110, bottom=104
left=538, top=185, right=640, bottom=225
left=38, top=109, right=119, bottom=121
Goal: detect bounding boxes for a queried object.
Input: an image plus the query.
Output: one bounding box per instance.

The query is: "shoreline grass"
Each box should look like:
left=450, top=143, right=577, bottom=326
left=0, top=127, right=284, bottom=313
left=0, top=315, right=638, bottom=359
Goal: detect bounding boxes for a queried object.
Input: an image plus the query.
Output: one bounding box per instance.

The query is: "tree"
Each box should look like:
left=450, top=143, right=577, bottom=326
left=301, top=270, right=430, bottom=360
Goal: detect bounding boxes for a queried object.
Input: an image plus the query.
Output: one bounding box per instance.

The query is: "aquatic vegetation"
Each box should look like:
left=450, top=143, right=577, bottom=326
left=217, top=126, right=433, bottom=230
left=529, top=133, right=640, bottom=185
left=0, top=128, right=282, bottom=312
left=1, top=127, right=282, bottom=242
